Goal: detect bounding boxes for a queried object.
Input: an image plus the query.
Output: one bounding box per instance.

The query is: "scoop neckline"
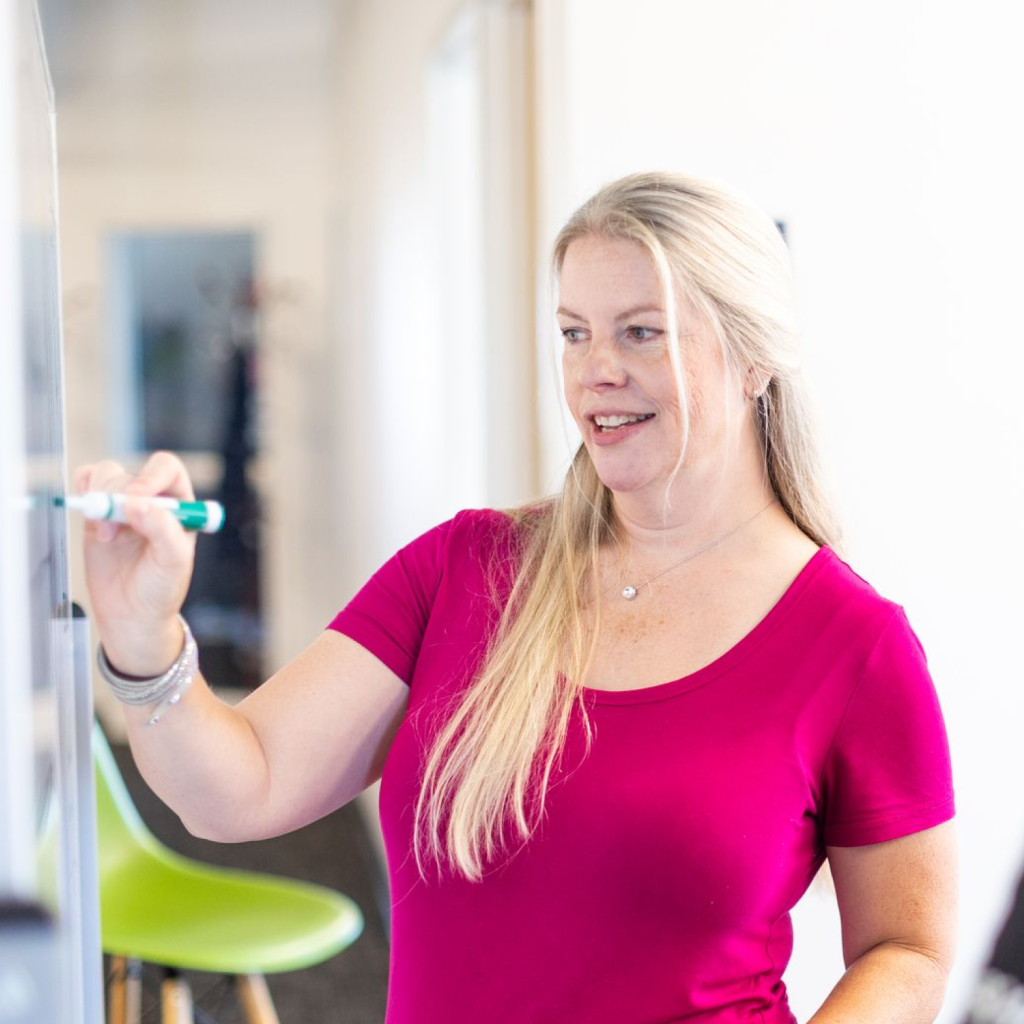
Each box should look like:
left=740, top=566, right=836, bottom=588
left=583, top=544, right=834, bottom=706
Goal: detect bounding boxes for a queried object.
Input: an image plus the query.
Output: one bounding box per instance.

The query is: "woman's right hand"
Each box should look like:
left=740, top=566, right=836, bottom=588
left=73, top=451, right=199, bottom=676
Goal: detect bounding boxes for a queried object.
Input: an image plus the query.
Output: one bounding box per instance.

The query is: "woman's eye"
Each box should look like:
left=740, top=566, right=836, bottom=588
left=561, top=328, right=585, bottom=343
left=626, top=326, right=660, bottom=341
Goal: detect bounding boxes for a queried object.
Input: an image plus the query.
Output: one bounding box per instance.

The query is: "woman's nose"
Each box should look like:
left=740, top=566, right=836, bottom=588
left=575, top=335, right=627, bottom=389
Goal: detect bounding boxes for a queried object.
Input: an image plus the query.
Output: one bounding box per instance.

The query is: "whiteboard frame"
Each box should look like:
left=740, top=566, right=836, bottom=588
left=0, top=0, right=38, bottom=901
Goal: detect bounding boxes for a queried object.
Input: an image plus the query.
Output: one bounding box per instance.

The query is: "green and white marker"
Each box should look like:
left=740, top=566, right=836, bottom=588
left=58, top=492, right=225, bottom=534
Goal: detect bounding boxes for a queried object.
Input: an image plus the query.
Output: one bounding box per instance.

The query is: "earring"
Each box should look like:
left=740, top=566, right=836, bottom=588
left=745, top=371, right=770, bottom=401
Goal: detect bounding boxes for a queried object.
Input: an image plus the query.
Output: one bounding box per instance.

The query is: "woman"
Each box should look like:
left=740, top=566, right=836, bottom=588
left=77, top=172, right=956, bottom=1023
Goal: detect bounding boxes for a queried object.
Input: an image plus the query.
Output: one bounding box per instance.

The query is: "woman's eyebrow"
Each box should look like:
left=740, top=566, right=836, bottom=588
left=614, top=304, right=664, bottom=321
left=555, top=304, right=664, bottom=320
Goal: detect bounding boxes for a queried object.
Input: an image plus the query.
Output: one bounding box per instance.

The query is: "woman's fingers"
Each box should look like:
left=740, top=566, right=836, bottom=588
left=85, top=459, right=133, bottom=493
left=72, top=453, right=198, bottom=543
left=122, top=496, right=196, bottom=573
left=72, top=464, right=94, bottom=494
left=73, top=452, right=196, bottom=502
left=124, top=450, right=196, bottom=502
left=72, top=455, right=198, bottom=644
left=79, top=459, right=133, bottom=542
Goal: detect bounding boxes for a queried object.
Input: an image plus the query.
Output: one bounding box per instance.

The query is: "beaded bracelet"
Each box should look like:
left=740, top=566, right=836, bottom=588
left=96, top=614, right=199, bottom=726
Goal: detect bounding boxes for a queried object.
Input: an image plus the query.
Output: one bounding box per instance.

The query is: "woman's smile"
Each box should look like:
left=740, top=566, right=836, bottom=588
left=587, top=411, right=658, bottom=446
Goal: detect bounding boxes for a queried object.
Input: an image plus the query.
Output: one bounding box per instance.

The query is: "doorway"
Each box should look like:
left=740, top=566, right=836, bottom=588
left=107, top=231, right=265, bottom=691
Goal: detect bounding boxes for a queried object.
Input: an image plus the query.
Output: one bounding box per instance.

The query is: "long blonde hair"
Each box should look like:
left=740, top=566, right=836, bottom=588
left=413, top=172, right=844, bottom=883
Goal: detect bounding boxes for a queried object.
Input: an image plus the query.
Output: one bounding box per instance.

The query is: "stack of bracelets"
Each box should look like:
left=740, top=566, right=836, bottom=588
left=96, top=613, right=199, bottom=726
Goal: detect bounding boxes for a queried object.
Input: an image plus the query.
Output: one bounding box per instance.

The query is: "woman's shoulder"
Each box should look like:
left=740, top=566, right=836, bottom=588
left=395, top=505, right=547, bottom=611
left=399, top=503, right=547, bottom=570
left=440, top=502, right=553, bottom=567
left=810, top=543, right=921, bottom=655
left=819, top=544, right=901, bottom=609
left=443, top=501, right=553, bottom=544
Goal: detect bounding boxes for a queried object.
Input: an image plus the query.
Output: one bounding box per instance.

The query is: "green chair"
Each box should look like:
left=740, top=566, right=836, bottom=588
left=93, top=722, right=364, bottom=1024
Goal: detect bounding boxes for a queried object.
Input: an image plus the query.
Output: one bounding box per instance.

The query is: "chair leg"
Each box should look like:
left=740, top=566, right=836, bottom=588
left=125, top=960, right=143, bottom=1024
left=160, top=969, right=193, bottom=1024
left=107, top=957, right=125, bottom=1024
left=236, top=973, right=281, bottom=1024
left=107, top=957, right=143, bottom=1024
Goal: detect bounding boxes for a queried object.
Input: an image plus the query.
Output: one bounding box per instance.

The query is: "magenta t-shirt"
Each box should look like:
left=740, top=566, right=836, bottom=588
left=327, top=509, right=955, bottom=1024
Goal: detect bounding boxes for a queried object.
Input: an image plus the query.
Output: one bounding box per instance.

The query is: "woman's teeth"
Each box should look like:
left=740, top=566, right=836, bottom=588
left=594, top=413, right=654, bottom=432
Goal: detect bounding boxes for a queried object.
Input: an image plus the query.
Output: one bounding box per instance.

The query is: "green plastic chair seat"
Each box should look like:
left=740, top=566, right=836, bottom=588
left=93, top=723, right=364, bottom=974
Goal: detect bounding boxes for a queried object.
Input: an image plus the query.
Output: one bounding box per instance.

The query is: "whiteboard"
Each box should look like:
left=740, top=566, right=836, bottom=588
left=0, top=0, right=71, bottom=906
left=0, top=1, right=100, bottom=1022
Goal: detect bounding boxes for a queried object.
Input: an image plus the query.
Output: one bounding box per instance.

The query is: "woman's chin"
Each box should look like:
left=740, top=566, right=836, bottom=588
left=593, top=469, right=654, bottom=496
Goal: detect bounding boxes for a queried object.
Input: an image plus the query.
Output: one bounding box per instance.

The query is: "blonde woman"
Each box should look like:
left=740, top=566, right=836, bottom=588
left=77, top=172, right=956, bottom=1024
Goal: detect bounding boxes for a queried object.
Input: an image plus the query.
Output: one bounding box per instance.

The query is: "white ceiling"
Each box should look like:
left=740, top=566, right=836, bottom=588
left=37, top=0, right=350, bottom=101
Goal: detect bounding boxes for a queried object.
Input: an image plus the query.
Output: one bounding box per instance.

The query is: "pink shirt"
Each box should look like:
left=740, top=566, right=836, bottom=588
left=327, top=509, right=955, bottom=1024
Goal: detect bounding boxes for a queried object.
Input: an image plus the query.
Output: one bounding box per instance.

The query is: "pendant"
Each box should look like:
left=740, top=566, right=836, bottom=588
left=621, top=585, right=638, bottom=600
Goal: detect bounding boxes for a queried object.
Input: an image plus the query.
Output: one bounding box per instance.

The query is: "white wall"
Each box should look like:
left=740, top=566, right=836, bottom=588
left=330, top=0, right=536, bottom=586
left=534, top=0, right=1024, bottom=1019
left=333, top=0, right=454, bottom=585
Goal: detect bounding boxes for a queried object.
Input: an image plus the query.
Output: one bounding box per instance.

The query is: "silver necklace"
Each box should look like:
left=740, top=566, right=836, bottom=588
left=618, top=498, right=777, bottom=600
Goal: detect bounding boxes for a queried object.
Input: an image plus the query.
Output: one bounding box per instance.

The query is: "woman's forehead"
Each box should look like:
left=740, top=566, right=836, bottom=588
left=557, top=235, right=705, bottom=327
left=558, top=236, right=664, bottom=316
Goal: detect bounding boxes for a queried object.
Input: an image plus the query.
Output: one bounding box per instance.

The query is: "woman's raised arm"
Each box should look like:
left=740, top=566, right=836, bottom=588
left=124, top=630, right=409, bottom=842
left=76, top=451, right=408, bottom=842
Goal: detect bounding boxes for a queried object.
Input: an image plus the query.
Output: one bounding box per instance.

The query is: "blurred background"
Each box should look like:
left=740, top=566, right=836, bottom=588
left=34, top=0, right=1023, bottom=1019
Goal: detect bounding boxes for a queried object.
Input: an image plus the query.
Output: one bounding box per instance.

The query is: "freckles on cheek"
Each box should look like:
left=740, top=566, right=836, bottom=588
left=679, top=372, right=704, bottom=422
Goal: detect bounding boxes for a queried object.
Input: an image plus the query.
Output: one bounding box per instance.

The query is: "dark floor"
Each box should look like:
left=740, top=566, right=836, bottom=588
left=107, top=741, right=391, bottom=1023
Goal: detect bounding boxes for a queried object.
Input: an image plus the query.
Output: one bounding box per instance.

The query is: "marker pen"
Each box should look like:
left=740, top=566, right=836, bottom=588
left=58, top=492, right=225, bottom=534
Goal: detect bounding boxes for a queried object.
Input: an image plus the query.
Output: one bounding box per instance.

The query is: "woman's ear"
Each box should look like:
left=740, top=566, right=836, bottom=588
left=743, top=368, right=771, bottom=401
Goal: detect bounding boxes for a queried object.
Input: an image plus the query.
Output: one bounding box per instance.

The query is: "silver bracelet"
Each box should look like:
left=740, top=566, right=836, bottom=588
left=96, top=614, right=199, bottom=726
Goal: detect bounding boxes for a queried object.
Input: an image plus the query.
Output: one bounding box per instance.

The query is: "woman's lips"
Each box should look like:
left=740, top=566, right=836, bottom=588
left=588, top=414, right=656, bottom=447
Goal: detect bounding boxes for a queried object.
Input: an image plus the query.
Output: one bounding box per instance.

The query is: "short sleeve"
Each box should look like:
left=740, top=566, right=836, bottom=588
left=325, top=516, right=458, bottom=684
left=821, top=605, right=955, bottom=847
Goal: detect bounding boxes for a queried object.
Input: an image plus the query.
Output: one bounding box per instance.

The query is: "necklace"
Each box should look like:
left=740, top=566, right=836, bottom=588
left=618, top=498, right=778, bottom=600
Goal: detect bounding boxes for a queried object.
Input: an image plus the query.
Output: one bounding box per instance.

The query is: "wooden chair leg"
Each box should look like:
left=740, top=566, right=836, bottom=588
left=237, top=973, right=281, bottom=1024
left=107, top=957, right=142, bottom=1024
left=160, top=969, right=193, bottom=1024
left=107, top=957, right=126, bottom=1024
left=124, top=960, right=143, bottom=1024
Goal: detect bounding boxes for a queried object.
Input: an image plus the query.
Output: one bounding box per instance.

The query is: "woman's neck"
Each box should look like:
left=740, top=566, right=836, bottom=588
left=609, top=470, right=781, bottom=564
